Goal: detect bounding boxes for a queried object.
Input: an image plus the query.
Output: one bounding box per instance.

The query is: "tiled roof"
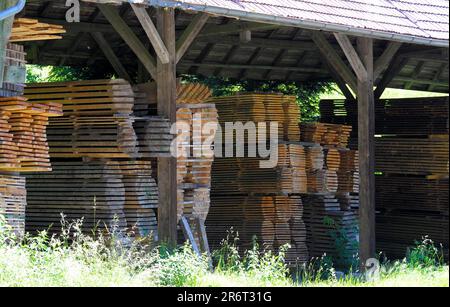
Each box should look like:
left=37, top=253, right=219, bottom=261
left=138, top=0, right=449, bottom=46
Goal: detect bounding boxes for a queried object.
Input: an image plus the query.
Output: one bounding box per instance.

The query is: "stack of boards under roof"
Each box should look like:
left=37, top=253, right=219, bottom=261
left=24, top=79, right=172, bottom=159
left=0, top=174, right=27, bottom=236
left=10, top=18, right=66, bottom=43
left=207, top=92, right=359, bottom=265
left=320, top=97, right=449, bottom=259
left=22, top=79, right=173, bottom=238
left=25, top=160, right=158, bottom=237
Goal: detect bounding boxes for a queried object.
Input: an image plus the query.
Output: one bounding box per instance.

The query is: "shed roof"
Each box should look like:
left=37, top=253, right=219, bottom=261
left=102, top=0, right=450, bottom=47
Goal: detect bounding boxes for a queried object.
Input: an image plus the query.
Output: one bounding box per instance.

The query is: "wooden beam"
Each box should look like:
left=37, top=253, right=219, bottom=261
left=356, top=37, right=376, bottom=267
left=91, top=32, right=132, bottom=81
left=428, top=64, right=448, bottom=92
left=374, top=57, right=408, bottom=99
left=180, top=217, right=201, bottom=256
left=156, top=7, right=178, bottom=247
left=311, top=32, right=357, bottom=93
left=374, top=41, right=402, bottom=80
left=98, top=3, right=157, bottom=80
left=405, top=61, right=425, bottom=89
left=176, top=13, right=209, bottom=64
left=0, top=0, right=16, bottom=85
left=199, top=22, right=279, bottom=37
left=334, top=33, right=368, bottom=82
left=182, top=62, right=327, bottom=73
left=131, top=3, right=170, bottom=64
left=325, top=61, right=355, bottom=100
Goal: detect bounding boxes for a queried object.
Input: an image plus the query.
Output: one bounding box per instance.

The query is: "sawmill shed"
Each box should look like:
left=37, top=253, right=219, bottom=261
left=1, top=0, right=449, bottom=266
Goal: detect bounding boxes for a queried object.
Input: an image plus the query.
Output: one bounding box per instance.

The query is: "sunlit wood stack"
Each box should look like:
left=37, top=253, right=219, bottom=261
left=211, top=93, right=301, bottom=141
left=1, top=43, right=26, bottom=97
left=206, top=194, right=309, bottom=264
left=300, top=122, right=352, bottom=148
left=24, top=79, right=173, bottom=159
left=25, top=160, right=158, bottom=237
left=10, top=18, right=66, bottom=42
left=0, top=96, right=62, bottom=172
left=0, top=174, right=27, bottom=236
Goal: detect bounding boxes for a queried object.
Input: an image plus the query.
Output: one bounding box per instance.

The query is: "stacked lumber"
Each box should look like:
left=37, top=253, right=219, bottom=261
left=303, top=194, right=359, bottom=260
left=211, top=93, right=301, bottom=141
left=320, top=97, right=449, bottom=136
left=206, top=195, right=309, bottom=264
left=24, top=79, right=142, bottom=159
left=134, top=116, right=173, bottom=158
left=25, top=160, right=158, bottom=237
left=212, top=144, right=308, bottom=194
left=10, top=18, right=66, bottom=42
left=1, top=43, right=26, bottom=97
left=320, top=97, right=449, bottom=259
left=0, top=96, right=62, bottom=172
left=375, top=137, right=449, bottom=175
left=300, top=122, right=352, bottom=148
left=0, top=174, right=26, bottom=236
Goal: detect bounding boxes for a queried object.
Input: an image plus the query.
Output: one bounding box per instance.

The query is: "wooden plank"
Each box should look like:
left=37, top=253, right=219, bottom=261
left=0, top=0, right=16, bottom=86
left=131, top=3, right=170, bottom=65
left=98, top=4, right=157, bottom=80
left=156, top=7, right=178, bottom=247
left=180, top=216, right=201, bottom=256
left=374, top=41, right=402, bottom=80
left=356, top=37, right=376, bottom=266
left=334, top=33, right=368, bottom=82
left=91, top=32, right=132, bottom=81
left=311, top=32, right=357, bottom=93
left=374, top=57, right=408, bottom=99
left=176, top=13, right=209, bottom=64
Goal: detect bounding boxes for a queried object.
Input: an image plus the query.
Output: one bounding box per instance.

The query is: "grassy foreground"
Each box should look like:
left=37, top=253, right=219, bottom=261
left=0, top=217, right=448, bottom=287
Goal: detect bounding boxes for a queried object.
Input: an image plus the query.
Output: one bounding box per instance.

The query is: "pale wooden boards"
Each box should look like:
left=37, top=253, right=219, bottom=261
left=0, top=174, right=26, bottom=236
left=301, top=122, right=352, bottom=148
left=0, top=96, right=62, bottom=172
left=25, top=160, right=158, bottom=237
left=10, top=18, right=66, bottom=43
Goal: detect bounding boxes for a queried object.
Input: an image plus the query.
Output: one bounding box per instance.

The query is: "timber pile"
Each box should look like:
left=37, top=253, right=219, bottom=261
left=320, top=97, right=449, bottom=259
left=0, top=174, right=26, bottom=236
left=0, top=96, right=63, bottom=172
left=10, top=18, right=66, bottom=42
left=211, top=93, right=301, bottom=141
left=300, top=122, right=352, bottom=148
left=25, top=160, right=158, bottom=237
left=303, top=194, right=359, bottom=260
left=206, top=195, right=309, bottom=264
left=1, top=43, right=26, bottom=97
left=375, top=136, right=449, bottom=175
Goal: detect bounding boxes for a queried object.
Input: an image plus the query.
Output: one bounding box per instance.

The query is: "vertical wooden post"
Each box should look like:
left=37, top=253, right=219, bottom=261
left=0, top=0, right=17, bottom=86
left=356, top=37, right=376, bottom=265
left=156, top=7, right=178, bottom=247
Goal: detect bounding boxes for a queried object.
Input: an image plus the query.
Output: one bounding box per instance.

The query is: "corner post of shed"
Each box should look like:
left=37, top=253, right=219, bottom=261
left=356, top=37, right=376, bottom=266
left=156, top=7, right=178, bottom=247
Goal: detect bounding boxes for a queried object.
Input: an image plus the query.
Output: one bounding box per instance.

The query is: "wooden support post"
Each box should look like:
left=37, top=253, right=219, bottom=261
left=373, top=42, right=402, bottom=80
left=374, top=57, right=408, bottom=99
left=156, top=7, right=178, bottom=247
left=356, top=37, right=376, bottom=266
left=91, top=32, right=132, bottom=81
left=98, top=3, right=157, bottom=80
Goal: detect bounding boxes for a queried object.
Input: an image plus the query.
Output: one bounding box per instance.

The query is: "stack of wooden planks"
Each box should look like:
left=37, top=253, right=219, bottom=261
left=0, top=174, right=27, bottom=236
left=25, top=160, right=158, bottom=237
left=0, top=96, right=63, bottom=172
left=320, top=97, right=449, bottom=259
left=211, top=93, right=301, bottom=141
left=1, top=43, right=26, bottom=97
left=300, top=122, right=352, bottom=148
left=10, top=18, right=66, bottom=43
left=206, top=195, right=309, bottom=265
left=303, top=194, right=359, bottom=261
left=25, top=79, right=140, bottom=159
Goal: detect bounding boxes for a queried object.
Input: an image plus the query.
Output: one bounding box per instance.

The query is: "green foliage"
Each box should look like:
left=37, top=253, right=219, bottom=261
left=406, top=237, right=445, bottom=269
left=181, top=75, right=334, bottom=121
left=26, top=65, right=114, bottom=83
left=323, top=216, right=359, bottom=270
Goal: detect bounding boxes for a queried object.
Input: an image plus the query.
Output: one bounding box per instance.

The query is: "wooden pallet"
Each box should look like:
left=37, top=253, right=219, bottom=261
left=0, top=174, right=26, bottom=236
left=11, top=18, right=66, bottom=42
left=25, top=160, right=158, bottom=237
